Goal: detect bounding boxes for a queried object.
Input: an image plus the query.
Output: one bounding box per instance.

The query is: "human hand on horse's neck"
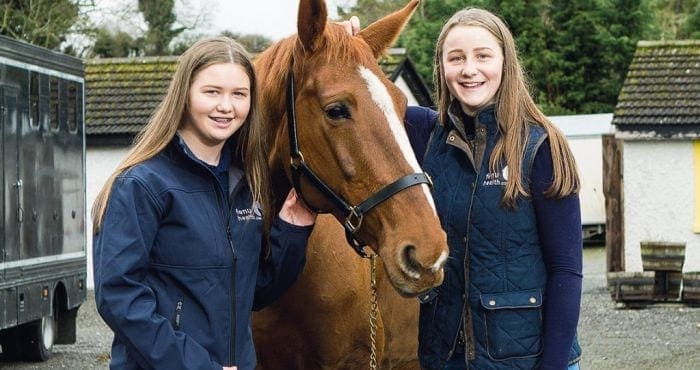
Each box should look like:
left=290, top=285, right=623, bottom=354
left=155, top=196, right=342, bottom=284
left=278, top=189, right=316, bottom=226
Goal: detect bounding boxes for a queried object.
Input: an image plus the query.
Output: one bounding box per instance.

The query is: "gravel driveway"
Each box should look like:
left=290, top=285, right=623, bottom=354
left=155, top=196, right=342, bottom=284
left=2, top=247, right=699, bottom=369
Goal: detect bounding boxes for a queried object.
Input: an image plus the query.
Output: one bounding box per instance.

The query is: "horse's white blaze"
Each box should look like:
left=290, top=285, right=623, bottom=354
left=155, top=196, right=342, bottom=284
left=358, top=66, right=436, bottom=213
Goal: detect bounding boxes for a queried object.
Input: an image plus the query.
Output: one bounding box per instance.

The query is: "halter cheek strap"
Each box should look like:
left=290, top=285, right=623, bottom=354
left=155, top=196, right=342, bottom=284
left=286, top=64, right=432, bottom=258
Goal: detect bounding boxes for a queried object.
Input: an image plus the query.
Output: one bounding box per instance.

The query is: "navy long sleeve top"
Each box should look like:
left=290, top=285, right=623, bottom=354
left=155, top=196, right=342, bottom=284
left=531, top=140, right=583, bottom=369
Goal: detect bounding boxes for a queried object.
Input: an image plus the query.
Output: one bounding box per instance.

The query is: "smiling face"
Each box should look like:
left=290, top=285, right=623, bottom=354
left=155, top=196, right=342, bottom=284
left=180, top=62, right=251, bottom=162
left=442, top=25, right=503, bottom=115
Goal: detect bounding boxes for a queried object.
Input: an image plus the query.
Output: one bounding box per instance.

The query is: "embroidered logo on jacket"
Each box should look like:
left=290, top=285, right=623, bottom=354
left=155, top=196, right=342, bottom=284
left=235, top=202, right=262, bottom=221
left=483, top=166, right=508, bottom=186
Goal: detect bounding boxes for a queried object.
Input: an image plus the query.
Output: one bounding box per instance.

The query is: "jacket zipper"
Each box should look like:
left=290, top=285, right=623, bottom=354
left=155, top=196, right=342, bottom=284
left=211, top=175, right=239, bottom=367
left=444, top=184, right=478, bottom=363
left=172, top=298, right=183, bottom=330
left=462, top=185, right=478, bottom=362
left=462, top=113, right=487, bottom=363
left=227, top=225, right=237, bottom=366
left=221, top=176, right=245, bottom=367
left=444, top=113, right=485, bottom=363
left=464, top=113, right=488, bottom=363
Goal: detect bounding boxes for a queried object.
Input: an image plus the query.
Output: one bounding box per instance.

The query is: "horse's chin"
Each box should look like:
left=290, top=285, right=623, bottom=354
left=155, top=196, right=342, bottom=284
left=380, top=254, right=445, bottom=297
left=391, top=275, right=443, bottom=298
left=395, top=286, right=424, bottom=298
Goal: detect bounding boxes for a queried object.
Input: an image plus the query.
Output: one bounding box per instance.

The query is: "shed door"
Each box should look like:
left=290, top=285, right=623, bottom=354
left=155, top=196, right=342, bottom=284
left=2, top=87, right=21, bottom=269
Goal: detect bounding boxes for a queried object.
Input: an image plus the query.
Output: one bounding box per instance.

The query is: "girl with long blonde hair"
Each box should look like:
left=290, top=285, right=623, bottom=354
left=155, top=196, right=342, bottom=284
left=92, top=36, right=315, bottom=370
left=405, top=8, right=583, bottom=370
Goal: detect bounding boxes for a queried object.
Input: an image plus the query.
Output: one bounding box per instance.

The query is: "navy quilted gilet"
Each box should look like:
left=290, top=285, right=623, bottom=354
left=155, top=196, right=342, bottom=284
left=417, top=105, right=581, bottom=369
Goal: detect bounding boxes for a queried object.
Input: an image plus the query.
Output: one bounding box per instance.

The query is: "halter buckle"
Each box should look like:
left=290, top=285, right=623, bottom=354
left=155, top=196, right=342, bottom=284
left=344, top=206, right=364, bottom=234
left=290, top=152, right=305, bottom=170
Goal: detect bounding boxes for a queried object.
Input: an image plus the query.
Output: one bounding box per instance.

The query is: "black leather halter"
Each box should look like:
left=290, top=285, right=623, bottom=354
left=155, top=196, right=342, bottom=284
left=285, top=64, right=432, bottom=258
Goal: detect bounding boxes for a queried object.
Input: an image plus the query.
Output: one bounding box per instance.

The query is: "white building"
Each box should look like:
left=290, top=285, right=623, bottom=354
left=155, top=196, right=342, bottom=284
left=611, top=40, right=700, bottom=274
left=605, top=40, right=700, bottom=306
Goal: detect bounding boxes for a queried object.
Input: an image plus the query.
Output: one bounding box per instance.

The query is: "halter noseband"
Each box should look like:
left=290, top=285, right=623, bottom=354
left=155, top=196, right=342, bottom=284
left=286, top=63, right=432, bottom=258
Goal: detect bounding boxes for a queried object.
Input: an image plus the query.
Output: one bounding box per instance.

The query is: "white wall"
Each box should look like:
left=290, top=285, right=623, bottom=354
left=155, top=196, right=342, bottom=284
left=86, top=146, right=129, bottom=288
left=567, top=136, right=605, bottom=225
left=549, top=113, right=613, bottom=226
left=394, top=75, right=420, bottom=107
left=623, top=140, right=700, bottom=271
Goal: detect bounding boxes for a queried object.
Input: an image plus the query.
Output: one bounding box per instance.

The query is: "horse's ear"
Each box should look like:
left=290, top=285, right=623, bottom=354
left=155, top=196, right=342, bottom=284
left=357, top=0, right=420, bottom=58
left=297, top=0, right=327, bottom=52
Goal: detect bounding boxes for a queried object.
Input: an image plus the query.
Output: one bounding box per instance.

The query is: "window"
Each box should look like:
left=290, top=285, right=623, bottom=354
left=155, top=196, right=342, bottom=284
left=49, top=76, right=59, bottom=130
left=76, top=82, right=83, bottom=133
left=694, top=140, right=700, bottom=233
left=67, top=81, right=77, bottom=132
left=30, top=72, right=40, bottom=128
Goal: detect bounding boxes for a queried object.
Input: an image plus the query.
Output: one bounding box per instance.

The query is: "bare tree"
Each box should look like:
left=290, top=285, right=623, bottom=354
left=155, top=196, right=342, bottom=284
left=0, top=0, right=95, bottom=52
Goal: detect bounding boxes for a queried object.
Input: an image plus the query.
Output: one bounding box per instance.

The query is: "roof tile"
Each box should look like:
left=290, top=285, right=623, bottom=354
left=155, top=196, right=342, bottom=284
left=86, top=50, right=429, bottom=137
left=613, top=40, right=700, bottom=132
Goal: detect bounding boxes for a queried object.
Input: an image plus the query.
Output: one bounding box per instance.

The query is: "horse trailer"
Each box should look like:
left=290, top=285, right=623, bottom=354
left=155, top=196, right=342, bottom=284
left=549, top=113, right=614, bottom=245
left=0, top=35, right=86, bottom=361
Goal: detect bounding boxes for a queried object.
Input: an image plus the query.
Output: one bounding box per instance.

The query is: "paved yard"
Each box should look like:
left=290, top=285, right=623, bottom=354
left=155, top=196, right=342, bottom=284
left=2, top=247, right=699, bottom=369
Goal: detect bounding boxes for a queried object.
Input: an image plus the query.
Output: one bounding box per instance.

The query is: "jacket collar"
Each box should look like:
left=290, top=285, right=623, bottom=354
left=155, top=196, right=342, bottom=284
left=446, top=100, right=498, bottom=136
left=169, top=133, right=236, bottom=169
left=172, top=133, right=200, bottom=164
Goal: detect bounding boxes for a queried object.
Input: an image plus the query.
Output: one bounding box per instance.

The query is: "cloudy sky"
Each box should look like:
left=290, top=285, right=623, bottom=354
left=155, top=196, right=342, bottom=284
left=92, top=0, right=344, bottom=42
left=209, top=0, right=341, bottom=40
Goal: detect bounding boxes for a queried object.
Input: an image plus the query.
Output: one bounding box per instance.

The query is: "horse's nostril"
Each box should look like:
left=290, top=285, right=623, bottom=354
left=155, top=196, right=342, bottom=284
left=401, top=245, right=422, bottom=280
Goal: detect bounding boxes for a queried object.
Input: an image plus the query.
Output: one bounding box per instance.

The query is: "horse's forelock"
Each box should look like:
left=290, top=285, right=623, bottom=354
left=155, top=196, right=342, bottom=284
left=255, top=23, right=390, bottom=126
left=319, top=24, right=367, bottom=63
left=262, top=25, right=368, bottom=73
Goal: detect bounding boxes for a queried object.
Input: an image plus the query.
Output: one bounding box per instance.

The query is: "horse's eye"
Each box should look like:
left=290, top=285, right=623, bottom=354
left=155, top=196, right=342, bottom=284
left=325, top=104, right=351, bottom=120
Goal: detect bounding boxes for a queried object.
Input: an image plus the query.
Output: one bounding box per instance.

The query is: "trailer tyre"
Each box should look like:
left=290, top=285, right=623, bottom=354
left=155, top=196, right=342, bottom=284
left=0, top=313, right=54, bottom=362
left=0, top=327, right=24, bottom=361
left=22, top=315, right=56, bottom=361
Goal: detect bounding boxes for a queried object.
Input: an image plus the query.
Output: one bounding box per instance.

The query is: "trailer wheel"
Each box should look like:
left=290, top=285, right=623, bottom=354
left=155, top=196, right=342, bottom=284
left=21, top=314, right=56, bottom=361
left=0, top=327, right=24, bottom=360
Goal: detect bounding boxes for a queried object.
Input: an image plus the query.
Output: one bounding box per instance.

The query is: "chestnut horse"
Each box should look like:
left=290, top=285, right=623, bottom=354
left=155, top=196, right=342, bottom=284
left=252, top=0, right=441, bottom=368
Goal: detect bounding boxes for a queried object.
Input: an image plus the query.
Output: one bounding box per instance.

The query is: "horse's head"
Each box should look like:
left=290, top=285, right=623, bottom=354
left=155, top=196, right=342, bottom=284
left=256, top=0, right=447, bottom=297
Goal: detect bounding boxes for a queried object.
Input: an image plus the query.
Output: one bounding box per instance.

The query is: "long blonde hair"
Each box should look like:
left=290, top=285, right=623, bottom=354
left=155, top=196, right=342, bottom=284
left=433, top=8, right=579, bottom=207
left=92, top=36, right=271, bottom=237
